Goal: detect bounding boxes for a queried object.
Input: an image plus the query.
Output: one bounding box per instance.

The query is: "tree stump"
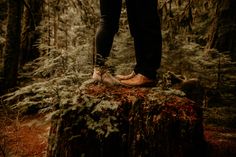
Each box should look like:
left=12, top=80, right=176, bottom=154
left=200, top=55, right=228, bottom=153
left=47, top=81, right=206, bottom=157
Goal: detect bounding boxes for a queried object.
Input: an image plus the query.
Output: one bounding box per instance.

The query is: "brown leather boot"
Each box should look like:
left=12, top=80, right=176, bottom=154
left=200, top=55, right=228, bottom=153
left=115, top=71, right=136, bottom=80
left=120, top=73, right=156, bottom=87
left=92, top=67, right=120, bottom=85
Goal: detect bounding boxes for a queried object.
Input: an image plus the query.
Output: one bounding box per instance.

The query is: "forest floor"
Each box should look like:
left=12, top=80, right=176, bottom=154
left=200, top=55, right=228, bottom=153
left=0, top=109, right=50, bottom=157
left=1, top=100, right=236, bottom=157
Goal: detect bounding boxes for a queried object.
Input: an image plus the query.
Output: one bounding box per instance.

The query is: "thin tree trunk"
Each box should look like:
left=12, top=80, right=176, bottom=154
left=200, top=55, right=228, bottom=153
left=53, top=9, right=58, bottom=48
left=0, top=0, right=7, bottom=59
left=3, top=0, right=22, bottom=90
left=20, top=0, right=43, bottom=65
left=47, top=0, right=51, bottom=53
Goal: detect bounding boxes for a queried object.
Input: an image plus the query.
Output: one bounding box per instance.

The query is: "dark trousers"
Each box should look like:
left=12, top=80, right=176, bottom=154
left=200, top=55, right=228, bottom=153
left=96, top=0, right=162, bottom=79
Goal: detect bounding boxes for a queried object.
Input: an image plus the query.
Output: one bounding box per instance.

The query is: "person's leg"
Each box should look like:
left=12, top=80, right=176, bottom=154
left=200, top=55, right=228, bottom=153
left=95, top=0, right=122, bottom=66
left=126, top=0, right=162, bottom=80
left=93, top=0, right=122, bottom=85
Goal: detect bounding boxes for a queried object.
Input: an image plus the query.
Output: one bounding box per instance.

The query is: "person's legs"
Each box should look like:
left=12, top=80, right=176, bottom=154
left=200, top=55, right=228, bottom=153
left=126, top=0, right=162, bottom=80
left=95, top=0, right=122, bottom=66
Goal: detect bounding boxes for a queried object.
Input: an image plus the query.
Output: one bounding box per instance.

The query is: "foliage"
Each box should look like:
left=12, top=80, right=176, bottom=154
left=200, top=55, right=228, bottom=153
left=158, top=0, right=216, bottom=49
left=0, top=1, right=235, bottom=156
left=48, top=82, right=205, bottom=157
left=0, top=0, right=129, bottom=113
left=0, top=0, right=235, bottom=130
left=0, top=0, right=99, bottom=114
left=159, top=0, right=236, bottom=107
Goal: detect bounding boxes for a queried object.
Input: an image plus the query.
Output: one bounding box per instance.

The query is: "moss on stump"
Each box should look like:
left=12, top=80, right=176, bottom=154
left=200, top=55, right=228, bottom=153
left=47, top=81, right=206, bottom=157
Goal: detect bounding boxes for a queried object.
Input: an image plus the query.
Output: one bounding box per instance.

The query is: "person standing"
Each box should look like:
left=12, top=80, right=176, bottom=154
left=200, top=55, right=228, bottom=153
left=92, top=0, right=162, bottom=87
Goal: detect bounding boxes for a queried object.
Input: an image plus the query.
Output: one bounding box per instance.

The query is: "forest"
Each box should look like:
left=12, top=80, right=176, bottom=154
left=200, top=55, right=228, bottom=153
left=0, top=0, right=236, bottom=156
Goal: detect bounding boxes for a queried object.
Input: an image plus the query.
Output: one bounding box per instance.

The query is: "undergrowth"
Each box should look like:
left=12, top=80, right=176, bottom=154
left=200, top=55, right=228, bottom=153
left=0, top=0, right=235, bottom=130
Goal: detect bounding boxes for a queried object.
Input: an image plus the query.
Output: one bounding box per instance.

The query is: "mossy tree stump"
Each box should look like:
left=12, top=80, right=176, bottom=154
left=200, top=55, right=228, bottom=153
left=47, top=81, right=206, bottom=157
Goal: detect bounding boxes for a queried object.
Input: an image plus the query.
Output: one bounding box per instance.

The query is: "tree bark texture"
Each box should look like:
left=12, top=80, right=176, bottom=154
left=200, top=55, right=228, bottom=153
left=3, top=0, right=22, bottom=89
left=207, top=0, right=236, bottom=60
left=47, top=81, right=206, bottom=157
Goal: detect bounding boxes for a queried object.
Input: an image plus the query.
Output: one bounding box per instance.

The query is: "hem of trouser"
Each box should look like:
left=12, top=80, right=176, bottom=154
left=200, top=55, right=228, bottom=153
left=134, top=68, right=157, bottom=80
left=95, top=55, right=106, bottom=67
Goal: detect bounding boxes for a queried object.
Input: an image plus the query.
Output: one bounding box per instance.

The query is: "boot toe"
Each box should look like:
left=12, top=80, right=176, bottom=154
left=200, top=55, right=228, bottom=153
left=120, top=74, right=156, bottom=87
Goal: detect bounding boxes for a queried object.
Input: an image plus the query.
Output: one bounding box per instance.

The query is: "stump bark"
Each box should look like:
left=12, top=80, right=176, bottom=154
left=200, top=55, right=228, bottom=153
left=47, top=81, right=206, bottom=157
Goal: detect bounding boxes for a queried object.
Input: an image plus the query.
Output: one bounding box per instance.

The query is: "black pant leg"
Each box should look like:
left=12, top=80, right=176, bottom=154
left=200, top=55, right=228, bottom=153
left=126, top=0, right=162, bottom=79
left=95, top=0, right=122, bottom=66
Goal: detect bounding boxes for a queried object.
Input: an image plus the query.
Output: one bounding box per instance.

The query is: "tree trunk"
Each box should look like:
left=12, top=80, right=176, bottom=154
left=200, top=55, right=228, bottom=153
left=47, top=0, right=51, bottom=53
left=0, top=0, right=7, bottom=57
left=53, top=8, right=59, bottom=48
left=20, top=0, right=43, bottom=65
left=3, top=0, right=22, bottom=90
left=207, top=0, right=236, bottom=60
left=47, top=81, right=207, bottom=157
